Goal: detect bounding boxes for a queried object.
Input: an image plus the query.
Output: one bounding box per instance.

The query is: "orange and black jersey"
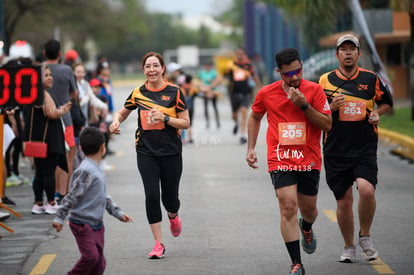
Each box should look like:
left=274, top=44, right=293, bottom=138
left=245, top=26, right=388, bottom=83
left=226, top=60, right=255, bottom=94
left=124, top=80, right=187, bottom=156
left=319, top=67, right=393, bottom=158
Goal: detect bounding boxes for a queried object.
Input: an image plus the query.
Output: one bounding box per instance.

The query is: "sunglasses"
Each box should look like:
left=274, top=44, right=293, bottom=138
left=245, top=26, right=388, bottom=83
left=279, top=67, right=302, bottom=77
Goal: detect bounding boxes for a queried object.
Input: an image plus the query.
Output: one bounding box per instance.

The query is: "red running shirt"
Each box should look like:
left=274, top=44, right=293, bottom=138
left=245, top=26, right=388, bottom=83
left=251, top=79, right=331, bottom=172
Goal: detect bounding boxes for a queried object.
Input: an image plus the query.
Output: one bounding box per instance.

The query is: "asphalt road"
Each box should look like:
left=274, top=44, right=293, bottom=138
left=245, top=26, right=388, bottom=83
left=1, top=83, right=413, bottom=275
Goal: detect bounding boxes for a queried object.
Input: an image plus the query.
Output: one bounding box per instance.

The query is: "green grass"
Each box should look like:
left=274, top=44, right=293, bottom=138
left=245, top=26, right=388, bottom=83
left=380, top=107, right=414, bottom=138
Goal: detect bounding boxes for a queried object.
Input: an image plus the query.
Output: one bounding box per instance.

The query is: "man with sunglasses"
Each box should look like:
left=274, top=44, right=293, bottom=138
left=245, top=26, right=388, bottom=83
left=319, top=34, right=393, bottom=263
left=246, top=48, right=332, bottom=275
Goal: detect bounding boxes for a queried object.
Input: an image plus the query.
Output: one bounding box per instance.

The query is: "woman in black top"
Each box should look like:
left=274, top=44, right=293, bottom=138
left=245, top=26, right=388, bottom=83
left=24, top=66, right=71, bottom=215
left=110, top=52, right=189, bottom=259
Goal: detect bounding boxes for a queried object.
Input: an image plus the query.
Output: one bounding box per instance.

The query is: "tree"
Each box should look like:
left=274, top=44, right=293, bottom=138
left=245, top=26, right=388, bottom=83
left=2, top=0, right=225, bottom=64
left=263, top=0, right=414, bottom=119
left=6, top=0, right=150, bottom=63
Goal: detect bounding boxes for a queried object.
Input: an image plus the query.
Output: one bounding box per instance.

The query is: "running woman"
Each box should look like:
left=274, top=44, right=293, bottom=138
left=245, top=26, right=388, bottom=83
left=246, top=48, right=331, bottom=275
left=109, top=52, right=189, bottom=259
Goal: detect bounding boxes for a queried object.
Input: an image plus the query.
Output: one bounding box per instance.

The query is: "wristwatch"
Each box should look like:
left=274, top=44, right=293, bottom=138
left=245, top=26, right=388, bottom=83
left=164, top=115, right=170, bottom=123
left=300, top=102, right=309, bottom=111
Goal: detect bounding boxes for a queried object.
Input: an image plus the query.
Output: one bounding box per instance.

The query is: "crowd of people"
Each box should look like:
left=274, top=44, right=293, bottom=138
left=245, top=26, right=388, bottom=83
left=0, top=39, right=116, bottom=218
left=0, top=33, right=393, bottom=275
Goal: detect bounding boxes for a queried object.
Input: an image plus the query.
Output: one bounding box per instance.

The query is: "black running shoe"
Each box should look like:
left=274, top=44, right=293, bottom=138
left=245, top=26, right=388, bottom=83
left=1, top=196, right=16, bottom=206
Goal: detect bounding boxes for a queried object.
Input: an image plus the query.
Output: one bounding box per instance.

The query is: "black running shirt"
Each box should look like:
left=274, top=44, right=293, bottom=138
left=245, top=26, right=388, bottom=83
left=319, top=67, right=393, bottom=158
left=226, top=60, right=255, bottom=95
left=124, top=80, right=187, bottom=156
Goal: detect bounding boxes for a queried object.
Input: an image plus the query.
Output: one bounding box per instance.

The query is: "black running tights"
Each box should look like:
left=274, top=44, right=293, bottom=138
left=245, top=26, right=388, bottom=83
left=33, top=153, right=58, bottom=203
left=137, top=153, right=182, bottom=224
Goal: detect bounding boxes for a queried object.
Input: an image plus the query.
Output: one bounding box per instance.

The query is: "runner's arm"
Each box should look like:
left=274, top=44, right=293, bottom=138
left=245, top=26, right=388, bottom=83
left=303, top=106, right=332, bottom=132
left=164, top=109, right=190, bottom=130
left=247, top=111, right=264, bottom=169
left=110, top=107, right=132, bottom=134
left=368, top=103, right=391, bottom=125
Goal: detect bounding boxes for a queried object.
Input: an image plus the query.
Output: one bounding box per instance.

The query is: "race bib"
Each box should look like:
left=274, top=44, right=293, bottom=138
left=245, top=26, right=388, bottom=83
left=233, top=69, right=247, bottom=81
left=339, top=101, right=366, bottom=121
left=140, top=110, right=165, bottom=130
left=278, top=122, right=306, bottom=145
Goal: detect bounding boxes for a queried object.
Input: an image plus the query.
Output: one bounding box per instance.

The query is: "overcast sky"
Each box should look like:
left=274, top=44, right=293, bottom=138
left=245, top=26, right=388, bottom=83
left=145, top=0, right=231, bottom=17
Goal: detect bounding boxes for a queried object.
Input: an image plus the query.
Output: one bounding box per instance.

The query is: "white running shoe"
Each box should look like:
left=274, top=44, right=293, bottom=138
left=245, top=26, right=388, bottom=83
left=340, top=246, right=356, bottom=263
left=359, top=236, right=379, bottom=261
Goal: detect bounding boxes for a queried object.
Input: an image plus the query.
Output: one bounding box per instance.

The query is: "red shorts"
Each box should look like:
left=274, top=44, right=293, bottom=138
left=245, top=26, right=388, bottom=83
left=64, top=125, right=76, bottom=147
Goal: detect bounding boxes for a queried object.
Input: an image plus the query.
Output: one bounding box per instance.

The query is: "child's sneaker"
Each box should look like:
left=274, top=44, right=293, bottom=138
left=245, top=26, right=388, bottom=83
left=31, top=204, right=46, bottom=215
left=45, top=203, right=59, bottom=214
left=148, top=241, right=165, bottom=259
left=169, top=215, right=182, bottom=237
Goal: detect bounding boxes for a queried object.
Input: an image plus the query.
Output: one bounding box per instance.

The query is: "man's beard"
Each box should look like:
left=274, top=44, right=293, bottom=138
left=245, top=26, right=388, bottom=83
left=344, top=62, right=356, bottom=71
left=287, top=80, right=301, bottom=88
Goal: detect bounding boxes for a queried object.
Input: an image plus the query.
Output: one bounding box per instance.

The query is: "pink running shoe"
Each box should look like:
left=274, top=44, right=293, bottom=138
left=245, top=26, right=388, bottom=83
left=169, top=215, right=182, bottom=237
left=45, top=203, right=59, bottom=214
left=148, top=241, right=165, bottom=259
left=31, top=204, right=46, bottom=215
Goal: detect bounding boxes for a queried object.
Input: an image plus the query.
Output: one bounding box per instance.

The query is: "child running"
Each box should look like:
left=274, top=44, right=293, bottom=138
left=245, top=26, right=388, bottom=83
left=52, top=127, right=133, bottom=275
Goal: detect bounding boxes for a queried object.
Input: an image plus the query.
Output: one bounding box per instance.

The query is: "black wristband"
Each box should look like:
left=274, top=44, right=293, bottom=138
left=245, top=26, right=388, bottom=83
left=164, top=115, right=170, bottom=123
left=300, top=102, right=309, bottom=111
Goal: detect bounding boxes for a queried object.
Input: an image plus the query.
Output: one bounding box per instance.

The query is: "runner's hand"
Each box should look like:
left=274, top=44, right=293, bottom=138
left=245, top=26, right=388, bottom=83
left=151, top=107, right=164, bottom=122
left=330, top=92, right=345, bottom=112
left=368, top=110, right=380, bottom=125
left=109, top=121, right=121, bottom=134
left=246, top=149, right=259, bottom=169
left=287, top=87, right=307, bottom=108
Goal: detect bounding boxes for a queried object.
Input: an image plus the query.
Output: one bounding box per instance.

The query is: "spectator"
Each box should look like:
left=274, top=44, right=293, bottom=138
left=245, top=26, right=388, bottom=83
left=43, top=39, right=78, bottom=204
left=199, top=60, right=222, bottom=129
left=24, top=65, right=71, bottom=214
left=52, top=127, right=133, bottom=275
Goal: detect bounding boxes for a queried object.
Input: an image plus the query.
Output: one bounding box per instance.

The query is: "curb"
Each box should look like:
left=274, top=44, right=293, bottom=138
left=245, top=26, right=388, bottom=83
left=379, top=128, right=414, bottom=162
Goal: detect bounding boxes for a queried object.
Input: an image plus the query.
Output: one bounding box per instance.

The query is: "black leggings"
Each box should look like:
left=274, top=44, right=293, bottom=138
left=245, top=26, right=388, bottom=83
left=33, top=153, right=58, bottom=203
left=204, top=96, right=220, bottom=127
left=137, top=154, right=182, bottom=224
left=5, top=137, right=22, bottom=176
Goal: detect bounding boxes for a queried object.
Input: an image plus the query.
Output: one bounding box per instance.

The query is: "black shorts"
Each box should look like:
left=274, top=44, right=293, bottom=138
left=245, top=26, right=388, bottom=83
left=230, top=92, right=250, bottom=112
left=324, top=155, right=378, bottom=200
left=269, top=170, right=320, bottom=196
